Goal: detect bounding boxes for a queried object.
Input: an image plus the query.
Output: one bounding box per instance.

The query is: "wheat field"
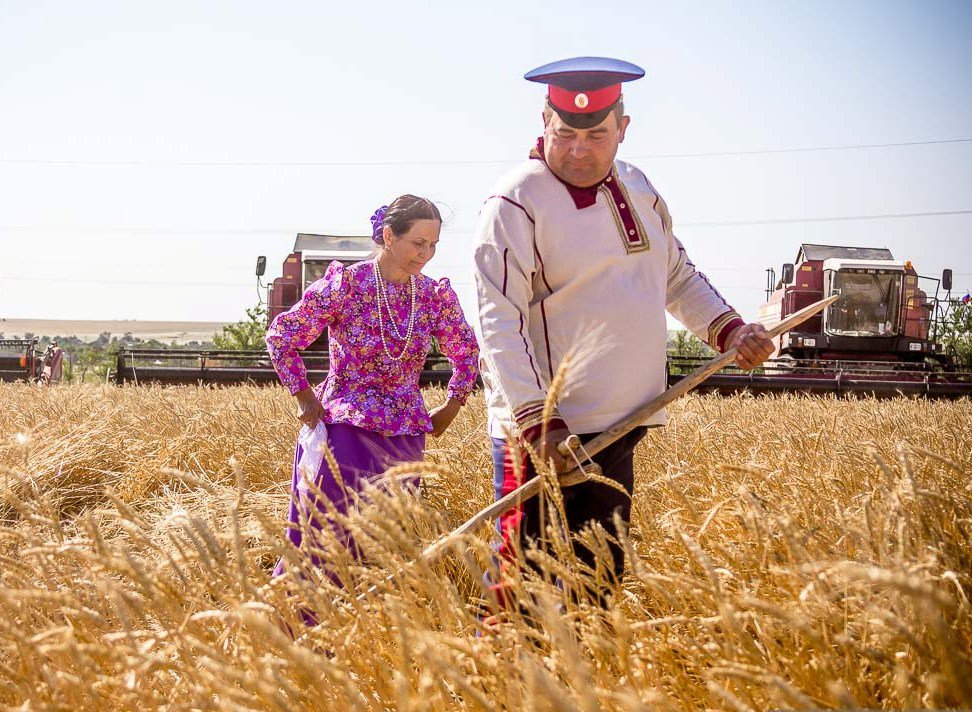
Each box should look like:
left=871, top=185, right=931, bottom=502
left=0, top=383, right=969, bottom=710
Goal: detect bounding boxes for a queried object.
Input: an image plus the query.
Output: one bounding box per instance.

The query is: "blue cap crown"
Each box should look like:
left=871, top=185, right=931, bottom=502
left=524, top=56, right=645, bottom=91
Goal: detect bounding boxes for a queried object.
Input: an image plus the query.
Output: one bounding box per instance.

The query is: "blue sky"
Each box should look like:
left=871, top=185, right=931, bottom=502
left=1, top=0, right=970, bottom=327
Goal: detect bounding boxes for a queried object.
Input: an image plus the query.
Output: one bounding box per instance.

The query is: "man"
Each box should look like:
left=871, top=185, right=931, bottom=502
left=41, top=340, right=64, bottom=385
left=472, top=57, right=774, bottom=599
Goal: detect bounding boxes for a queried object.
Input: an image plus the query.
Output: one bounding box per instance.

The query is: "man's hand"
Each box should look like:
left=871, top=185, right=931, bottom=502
left=527, top=426, right=572, bottom=473
left=429, top=398, right=462, bottom=437
left=725, top=323, right=774, bottom=370
left=295, top=388, right=325, bottom=429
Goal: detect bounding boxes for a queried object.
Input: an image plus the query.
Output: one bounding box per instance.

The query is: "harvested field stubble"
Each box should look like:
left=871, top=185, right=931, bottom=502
left=0, top=383, right=969, bottom=709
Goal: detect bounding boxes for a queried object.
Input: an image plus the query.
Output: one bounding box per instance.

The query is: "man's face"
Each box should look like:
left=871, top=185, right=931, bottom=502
left=542, top=109, right=630, bottom=188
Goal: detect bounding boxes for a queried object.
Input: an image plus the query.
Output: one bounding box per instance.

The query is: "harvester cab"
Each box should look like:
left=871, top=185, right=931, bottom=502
left=265, top=234, right=375, bottom=350
left=759, top=244, right=951, bottom=365
left=0, top=338, right=40, bottom=383
left=821, top=257, right=906, bottom=338
left=267, top=235, right=373, bottom=320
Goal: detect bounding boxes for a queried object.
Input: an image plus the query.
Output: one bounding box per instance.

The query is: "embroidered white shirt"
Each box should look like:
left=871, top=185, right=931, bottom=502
left=473, top=157, right=741, bottom=438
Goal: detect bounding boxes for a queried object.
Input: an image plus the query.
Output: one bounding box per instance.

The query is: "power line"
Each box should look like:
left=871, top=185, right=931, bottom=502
left=2, top=208, right=970, bottom=235
left=0, top=138, right=968, bottom=168
left=0, top=225, right=297, bottom=235
left=0, top=275, right=250, bottom=287
left=679, top=209, right=972, bottom=228
left=637, top=137, right=972, bottom=160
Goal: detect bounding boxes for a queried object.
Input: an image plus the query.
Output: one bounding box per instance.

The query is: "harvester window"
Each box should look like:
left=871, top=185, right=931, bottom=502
left=303, top=260, right=330, bottom=289
left=827, top=271, right=902, bottom=337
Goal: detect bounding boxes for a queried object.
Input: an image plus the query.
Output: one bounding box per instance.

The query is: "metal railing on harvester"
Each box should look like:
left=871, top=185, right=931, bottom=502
left=113, top=347, right=972, bottom=399
left=666, top=356, right=972, bottom=399
left=114, top=348, right=455, bottom=386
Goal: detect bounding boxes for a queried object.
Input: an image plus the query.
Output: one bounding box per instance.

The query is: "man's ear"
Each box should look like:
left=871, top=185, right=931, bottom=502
left=617, top=115, right=631, bottom=143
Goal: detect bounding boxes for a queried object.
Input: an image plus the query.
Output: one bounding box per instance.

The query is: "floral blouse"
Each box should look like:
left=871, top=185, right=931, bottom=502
left=266, top=259, right=480, bottom=436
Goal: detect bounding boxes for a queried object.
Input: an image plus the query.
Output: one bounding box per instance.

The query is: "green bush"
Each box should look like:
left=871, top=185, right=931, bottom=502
left=940, top=301, right=972, bottom=368
left=213, top=304, right=269, bottom=351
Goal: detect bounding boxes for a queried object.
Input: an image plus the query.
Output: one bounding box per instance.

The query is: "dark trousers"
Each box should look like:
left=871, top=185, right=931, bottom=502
left=491, top=426, right=647, bottom=593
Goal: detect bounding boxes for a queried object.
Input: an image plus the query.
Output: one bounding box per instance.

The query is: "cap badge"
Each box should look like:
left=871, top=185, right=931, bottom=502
left=574, top=93, right=589, bottom=109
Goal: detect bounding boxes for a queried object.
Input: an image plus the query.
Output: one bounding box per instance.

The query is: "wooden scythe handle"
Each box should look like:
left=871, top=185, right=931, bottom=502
left=398, top=295, right=838, bottom=573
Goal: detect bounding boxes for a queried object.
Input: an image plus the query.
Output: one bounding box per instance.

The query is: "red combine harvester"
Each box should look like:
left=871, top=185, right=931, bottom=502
left=116, top=234, right=452, bottom=385
left=0, top=339, right=40, bottom=383
left=669, top=243, right=972, bottom=398
left=266, top=234, right=375, bottom=349
left=758, top=244, right=947, bottom=364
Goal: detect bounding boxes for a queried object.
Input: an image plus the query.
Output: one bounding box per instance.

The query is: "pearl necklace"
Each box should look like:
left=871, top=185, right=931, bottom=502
left=374, top=259, right=416, bottom=361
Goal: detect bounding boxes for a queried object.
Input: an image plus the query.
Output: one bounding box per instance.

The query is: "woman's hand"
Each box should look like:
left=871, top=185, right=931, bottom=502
left=295, top=388, right=325, bottom=429
left=429, top=398, right=462, bottom=437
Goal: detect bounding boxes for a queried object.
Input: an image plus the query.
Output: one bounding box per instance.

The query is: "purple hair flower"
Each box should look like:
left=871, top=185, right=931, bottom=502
left=370, top=205, right=389, bottom=244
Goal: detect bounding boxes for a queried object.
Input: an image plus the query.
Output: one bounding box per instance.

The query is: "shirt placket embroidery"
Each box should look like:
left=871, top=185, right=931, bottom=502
left=599, top=172, right=650, bottom=254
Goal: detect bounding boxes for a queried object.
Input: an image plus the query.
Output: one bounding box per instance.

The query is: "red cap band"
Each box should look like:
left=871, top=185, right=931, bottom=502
left=548, top=83, right=621, bottom=114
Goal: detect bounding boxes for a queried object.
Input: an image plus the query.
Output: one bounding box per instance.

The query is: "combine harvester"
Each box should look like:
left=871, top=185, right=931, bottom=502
left=116, top=238, right=971, bottom=398
left=668, top=244, right=972, bottom=398
left=0, top=339, right=40, bottom=383
left=115, top=234, right=453, bottom=386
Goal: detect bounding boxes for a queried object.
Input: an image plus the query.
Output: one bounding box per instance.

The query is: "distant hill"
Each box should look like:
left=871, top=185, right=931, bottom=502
left=0, top=319, right=229, bottom=345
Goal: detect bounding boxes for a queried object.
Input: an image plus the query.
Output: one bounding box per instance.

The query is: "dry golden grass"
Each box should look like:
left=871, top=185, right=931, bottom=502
left=0, top=383, right=969, bottom=710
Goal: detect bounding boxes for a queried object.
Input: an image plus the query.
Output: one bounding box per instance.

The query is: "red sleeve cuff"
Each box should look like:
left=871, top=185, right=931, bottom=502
left=718, top=318, right=745, bottom=353
left=708, top=312, right=745, bottom=353
left=512, top=400, right=566, bottom=443
left=520, top=418, right=567, bottom=446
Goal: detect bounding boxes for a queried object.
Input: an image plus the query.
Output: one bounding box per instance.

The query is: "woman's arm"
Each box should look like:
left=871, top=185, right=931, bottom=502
left=266, top=261, right=348, bottom=396
left=294, top=387, right=326, bottom=428
left=429, top=279, right=480, bottom=436
left=428, top=398, right=462, bottom=437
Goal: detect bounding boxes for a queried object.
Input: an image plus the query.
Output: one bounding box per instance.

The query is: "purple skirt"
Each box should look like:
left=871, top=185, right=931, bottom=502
left=273, top=422, right=425, bottom=579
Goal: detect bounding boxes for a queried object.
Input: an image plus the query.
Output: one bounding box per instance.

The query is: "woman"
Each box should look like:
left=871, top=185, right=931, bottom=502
left=267, top=194, right=479, bottom=582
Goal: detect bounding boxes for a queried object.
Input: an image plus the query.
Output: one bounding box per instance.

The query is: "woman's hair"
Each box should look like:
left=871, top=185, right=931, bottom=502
left=370, top=194, right=441, bottom=244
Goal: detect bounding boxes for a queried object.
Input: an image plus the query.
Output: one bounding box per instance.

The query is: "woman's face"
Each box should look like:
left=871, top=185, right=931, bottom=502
left=383, top=219, right=440, bottom=276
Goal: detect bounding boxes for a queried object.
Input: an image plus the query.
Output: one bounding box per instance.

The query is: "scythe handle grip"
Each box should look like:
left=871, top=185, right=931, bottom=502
left=557, top=434, right=582, bottom=458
